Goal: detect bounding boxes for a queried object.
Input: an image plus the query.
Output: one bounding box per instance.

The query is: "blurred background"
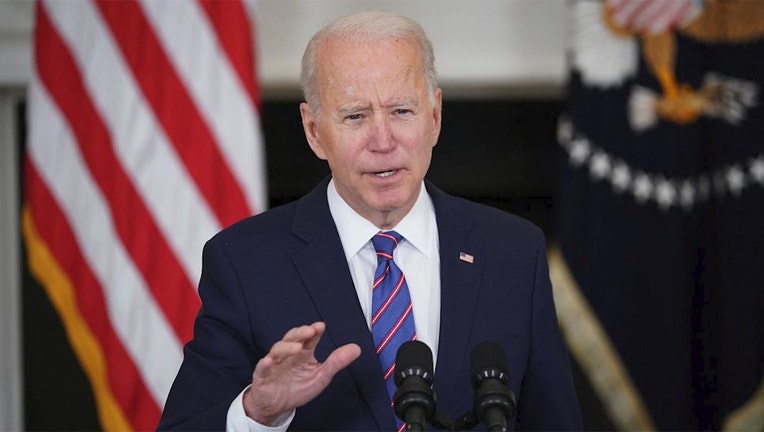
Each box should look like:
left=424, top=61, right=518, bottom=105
left=1, top=0, right=762, bottom=430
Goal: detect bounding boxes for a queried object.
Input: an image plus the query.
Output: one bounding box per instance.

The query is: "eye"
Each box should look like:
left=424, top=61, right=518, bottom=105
left=345, top=113, right=363, bottom=121
left=393, top=108, right=412, bottom=115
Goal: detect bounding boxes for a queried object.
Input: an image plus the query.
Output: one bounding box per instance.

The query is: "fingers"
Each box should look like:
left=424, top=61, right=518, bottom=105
left=265, top=322, right=324, bottom=363
left=281, top=321, right=323, bottom=343
left=303, top=322, right=326, bottom=352
left=257, top=322, right=358, bottom=379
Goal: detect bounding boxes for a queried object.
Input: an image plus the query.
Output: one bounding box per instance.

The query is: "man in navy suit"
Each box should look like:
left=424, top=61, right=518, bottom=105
left=159, top=10, right=581, bottom=431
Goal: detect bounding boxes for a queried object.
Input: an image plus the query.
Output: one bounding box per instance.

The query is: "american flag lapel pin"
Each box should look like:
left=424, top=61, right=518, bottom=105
left=459, top=251, right=474, bottom=264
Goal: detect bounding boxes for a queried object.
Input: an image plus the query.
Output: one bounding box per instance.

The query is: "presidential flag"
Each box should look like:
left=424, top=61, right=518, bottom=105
left=22, top=0, right=266, bottom=429
left=550, top=1, right=764, bottom=430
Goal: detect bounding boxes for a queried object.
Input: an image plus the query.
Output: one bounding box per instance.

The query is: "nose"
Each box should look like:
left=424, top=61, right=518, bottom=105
left=367, top=113, right=395, bottom=152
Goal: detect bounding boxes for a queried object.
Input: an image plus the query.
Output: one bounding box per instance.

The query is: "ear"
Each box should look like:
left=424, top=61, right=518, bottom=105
left=430, top=88, right=443, bottom=147
left=300, top=102, right=327, bottom=160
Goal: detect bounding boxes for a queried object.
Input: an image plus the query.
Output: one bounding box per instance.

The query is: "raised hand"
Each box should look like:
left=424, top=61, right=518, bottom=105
left=243, top=322, right=361, bottom=425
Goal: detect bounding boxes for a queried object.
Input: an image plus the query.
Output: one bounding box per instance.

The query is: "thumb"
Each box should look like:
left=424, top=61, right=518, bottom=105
left=320, top=343, right=361, bottom=380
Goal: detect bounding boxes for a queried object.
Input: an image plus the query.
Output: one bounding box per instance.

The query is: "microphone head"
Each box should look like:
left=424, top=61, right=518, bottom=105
left=394, top=340, right=433, bottom=386
left=470, top=342, right=509, bottom=388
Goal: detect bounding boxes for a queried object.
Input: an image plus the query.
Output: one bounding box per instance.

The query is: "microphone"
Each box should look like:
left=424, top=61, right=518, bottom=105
left=393, top=340, right=436, bottom=432
left=470, top=342, right=517, bottom=432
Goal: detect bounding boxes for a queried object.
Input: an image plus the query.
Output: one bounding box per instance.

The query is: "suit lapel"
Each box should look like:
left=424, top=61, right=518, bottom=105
left=286, top=179, right=483, bottom=427
left=426, top=182, right=484, bottom=412
left=289, top=179, right=394, bottom=430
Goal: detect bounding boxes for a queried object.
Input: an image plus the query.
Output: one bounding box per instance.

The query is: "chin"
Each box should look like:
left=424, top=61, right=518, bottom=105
left=368, top=198, right=401, bottom=212
left=368, top=193, right=411, bottom=214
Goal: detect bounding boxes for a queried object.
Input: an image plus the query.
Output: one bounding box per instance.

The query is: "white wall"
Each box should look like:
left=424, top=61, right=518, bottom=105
left=254, top=0, right=568, bottom=97
left=0, top=0, right=568, bottom=95
left=0, top=1, right=568, bottom=429
left=0, top=1, right=33, bottom=87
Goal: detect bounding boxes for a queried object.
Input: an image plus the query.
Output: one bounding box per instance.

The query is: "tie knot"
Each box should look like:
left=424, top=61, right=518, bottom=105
left=372, top=230, right=403, bottom=259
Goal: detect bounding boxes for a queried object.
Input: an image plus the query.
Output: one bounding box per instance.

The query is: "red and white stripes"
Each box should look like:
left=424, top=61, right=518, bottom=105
left=606, top=0, right=702, bottom=34
left=23, top=0, right=265, bottom=429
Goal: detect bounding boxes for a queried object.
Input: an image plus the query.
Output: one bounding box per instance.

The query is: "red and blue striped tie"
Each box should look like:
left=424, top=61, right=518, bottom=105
left=371, top=231, right=416, bottom=431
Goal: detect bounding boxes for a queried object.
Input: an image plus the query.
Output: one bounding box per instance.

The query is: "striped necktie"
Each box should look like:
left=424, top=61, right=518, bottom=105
left=371, top=231, right=416, bottom=430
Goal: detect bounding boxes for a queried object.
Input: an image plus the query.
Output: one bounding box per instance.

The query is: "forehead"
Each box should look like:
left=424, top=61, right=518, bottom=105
left=315, top=37, right=426, bottom=102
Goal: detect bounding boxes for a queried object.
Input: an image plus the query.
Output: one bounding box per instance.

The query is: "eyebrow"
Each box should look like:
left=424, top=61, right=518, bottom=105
left=336, top=98, right=420, bottom=116
left=385, top=98, right=419, bottom=109
left=337, top=105, right=368, bottom=116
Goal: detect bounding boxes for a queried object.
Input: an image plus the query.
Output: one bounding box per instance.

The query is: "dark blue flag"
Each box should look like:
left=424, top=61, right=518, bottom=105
left=553, top=1, right=764, bottom=430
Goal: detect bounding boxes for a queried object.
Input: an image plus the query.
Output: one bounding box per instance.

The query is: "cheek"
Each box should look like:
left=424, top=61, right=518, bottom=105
left=401, top=117, right=435, bottom=141
left=325, top=141, right=362, bottom=172
left=404, top=129, right=435, bottom=155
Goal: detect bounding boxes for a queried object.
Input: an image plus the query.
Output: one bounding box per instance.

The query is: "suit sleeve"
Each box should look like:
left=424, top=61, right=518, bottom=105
left=515, top=232, right=582, bottom=431
left=158, top=237, right=259, bottom=431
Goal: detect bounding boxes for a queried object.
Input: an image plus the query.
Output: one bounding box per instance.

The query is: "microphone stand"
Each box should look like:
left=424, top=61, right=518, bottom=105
left=429, top=410, right=453, bottom=431
left=452, top=411, right=480, bottom=431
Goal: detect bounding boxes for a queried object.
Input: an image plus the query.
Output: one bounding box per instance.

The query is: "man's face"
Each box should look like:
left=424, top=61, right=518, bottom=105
left=300, top=37, right=442, bottom=229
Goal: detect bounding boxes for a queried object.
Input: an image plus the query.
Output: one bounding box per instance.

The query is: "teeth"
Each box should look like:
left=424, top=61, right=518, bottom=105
left=376, top=170, right=395, bottom=178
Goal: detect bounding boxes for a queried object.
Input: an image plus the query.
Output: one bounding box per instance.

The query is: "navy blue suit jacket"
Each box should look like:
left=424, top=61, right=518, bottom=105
left=158, top=179, right=581, bottom=431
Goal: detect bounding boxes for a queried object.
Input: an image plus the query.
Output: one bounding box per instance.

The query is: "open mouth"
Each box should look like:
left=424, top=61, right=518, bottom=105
left=374, top=170, right=397, bottom=178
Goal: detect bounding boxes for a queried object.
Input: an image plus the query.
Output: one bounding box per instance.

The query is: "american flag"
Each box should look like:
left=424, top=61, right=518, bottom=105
left=22, top=0, right=266, bottom=429
left=606, top=0, right=703, bottom=34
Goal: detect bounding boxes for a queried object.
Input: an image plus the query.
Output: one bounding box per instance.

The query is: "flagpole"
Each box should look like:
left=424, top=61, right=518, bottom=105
left=0, top=89, right=24, bottom=432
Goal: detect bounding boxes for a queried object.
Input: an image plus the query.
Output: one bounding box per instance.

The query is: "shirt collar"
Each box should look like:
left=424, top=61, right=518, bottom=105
left=327, top=179, right=436, bottom=260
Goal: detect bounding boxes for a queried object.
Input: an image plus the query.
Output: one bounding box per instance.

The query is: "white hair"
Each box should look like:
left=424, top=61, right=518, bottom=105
left=300, top=10, right=438, bottom=115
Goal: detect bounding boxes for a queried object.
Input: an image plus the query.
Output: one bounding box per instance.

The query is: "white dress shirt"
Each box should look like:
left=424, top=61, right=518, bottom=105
left=226, top=180, right=441, bottom=432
